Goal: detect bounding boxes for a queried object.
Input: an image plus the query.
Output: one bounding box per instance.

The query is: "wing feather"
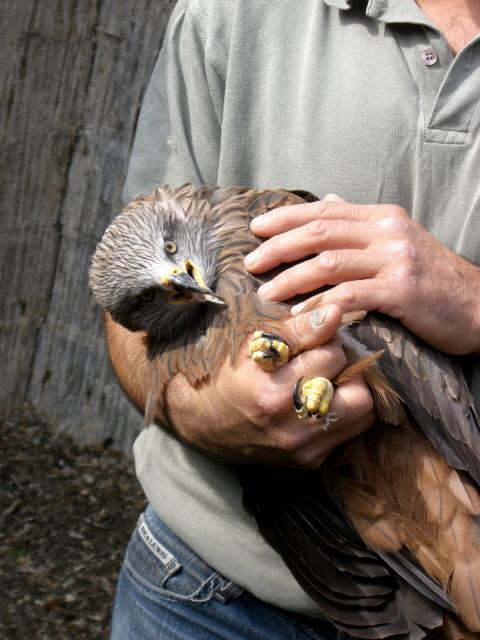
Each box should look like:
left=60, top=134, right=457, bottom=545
left=347, top=313, right=480, bottom=484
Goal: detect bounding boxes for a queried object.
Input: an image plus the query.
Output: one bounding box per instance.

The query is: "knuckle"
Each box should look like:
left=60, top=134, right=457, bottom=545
left=377, top=214, right=410, bottom=235
left=389, top=263, right=416, bottom=294
left=386, top=204, right=407, bottom=220
left=335, top=283, right=357, bottom=308
left=317, top=250, right=339, bottom=273
left=305, top=219, right=328, bottom=239
left=250, top=391, right=282, bottom=421
left=387, top=238, right=414, bottom=259
left=314, top=199, right=330, bottom=214
left=392, top=260, right=415, bottom=282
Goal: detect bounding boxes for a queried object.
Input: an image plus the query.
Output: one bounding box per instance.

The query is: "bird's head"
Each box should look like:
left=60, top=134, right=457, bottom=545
left=89, top=191, right=225, bottom=340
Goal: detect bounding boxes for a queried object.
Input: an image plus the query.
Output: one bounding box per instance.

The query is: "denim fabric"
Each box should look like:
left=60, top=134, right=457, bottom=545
left=111, top=506, right=338, bottom=639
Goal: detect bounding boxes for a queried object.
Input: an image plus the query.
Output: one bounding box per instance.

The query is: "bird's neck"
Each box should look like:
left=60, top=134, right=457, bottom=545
left=148, top=300, right=223, bottom=357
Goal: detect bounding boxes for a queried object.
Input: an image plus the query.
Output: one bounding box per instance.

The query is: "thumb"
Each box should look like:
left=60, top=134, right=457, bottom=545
left=282, top=304, right=342, bottom=354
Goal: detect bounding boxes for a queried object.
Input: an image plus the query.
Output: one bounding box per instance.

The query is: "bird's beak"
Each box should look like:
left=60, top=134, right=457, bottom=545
left=158, top=260, right=225, bottom=305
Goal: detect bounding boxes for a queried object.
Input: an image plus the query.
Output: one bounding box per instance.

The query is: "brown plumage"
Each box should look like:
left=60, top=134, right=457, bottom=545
left=90, top=185, right=480, bottom=639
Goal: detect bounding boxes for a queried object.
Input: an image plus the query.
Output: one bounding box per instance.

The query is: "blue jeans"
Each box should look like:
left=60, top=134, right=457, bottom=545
left=111, top=506, right=338, bottom=639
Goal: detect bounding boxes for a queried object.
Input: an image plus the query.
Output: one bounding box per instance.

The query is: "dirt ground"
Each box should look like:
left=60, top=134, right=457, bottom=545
left=0, top=411, right=146, bottom=639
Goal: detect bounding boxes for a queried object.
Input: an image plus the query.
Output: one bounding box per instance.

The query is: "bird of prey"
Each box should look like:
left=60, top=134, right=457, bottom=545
left=89, top=185, right=480, bottom=639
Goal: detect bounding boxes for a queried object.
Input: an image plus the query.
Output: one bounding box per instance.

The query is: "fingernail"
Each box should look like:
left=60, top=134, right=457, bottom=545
left=244, top=249, right=259, bottom=266
left=257, top=282, right=273, bottom=298
left=291, top=302, right=305, bottom=315
left=251, top=215, right=267, bottom=229
left=311, top=305, right=331, bottom=327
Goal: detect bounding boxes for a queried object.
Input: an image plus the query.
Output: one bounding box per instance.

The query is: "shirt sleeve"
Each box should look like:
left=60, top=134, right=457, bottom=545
left=123, top=0, right=224, bottom=204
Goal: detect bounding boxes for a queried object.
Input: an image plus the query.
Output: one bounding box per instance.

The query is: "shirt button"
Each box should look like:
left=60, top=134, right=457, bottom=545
left=421, top=47, right=438, bottom=66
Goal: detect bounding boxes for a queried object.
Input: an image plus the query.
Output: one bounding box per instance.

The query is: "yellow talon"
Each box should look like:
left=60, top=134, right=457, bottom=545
left=248, top=331, right=290, bottom=371
left=293, top=377, right=335, bottom=425
left=251, top=351, right=277, bottom=372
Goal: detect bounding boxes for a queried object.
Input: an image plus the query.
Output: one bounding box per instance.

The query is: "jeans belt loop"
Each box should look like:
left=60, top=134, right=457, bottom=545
left=213, top=579, right=244, bottom=603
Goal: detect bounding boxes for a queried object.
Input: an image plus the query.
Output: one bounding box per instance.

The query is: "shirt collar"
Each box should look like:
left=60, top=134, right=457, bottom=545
left=321, top=0, right=435, bottom=28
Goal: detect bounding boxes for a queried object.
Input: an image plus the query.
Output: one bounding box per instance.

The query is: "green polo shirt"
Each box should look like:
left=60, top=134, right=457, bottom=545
left=124, top=0, right=480, bottom=615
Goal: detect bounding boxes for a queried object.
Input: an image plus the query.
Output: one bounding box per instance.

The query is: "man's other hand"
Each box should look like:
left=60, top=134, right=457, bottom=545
left=245, top=196, right=480, bottom=354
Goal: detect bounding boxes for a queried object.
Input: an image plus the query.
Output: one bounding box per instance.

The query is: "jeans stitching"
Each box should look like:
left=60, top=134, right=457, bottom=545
left=124, top=556, right=218, bottom=604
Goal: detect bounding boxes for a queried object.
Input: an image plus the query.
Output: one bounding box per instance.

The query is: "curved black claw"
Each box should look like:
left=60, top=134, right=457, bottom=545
left=261, top=332, right=289, bottom=346
left=293, top=377, right=305, bottom=412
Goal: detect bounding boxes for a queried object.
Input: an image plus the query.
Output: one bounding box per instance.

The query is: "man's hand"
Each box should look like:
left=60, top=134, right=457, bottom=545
left=245, top=197, right=480, bottom=355
left=106, top=306, right=374, bottom=469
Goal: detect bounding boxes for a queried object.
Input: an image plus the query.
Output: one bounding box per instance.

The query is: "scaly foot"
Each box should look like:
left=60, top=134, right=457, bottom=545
left=248, top=331, right=290, bottom=372
left=293, top=376, right=337, bottom=428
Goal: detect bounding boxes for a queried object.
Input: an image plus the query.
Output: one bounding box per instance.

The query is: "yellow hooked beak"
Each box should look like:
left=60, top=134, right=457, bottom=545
left=157, top=260, right=225, bottom=305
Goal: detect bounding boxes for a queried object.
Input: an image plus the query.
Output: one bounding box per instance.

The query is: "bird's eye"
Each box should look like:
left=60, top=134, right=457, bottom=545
left=139, top=289, right=155, bottom=302
left=165, top=240, right=177, bottom=254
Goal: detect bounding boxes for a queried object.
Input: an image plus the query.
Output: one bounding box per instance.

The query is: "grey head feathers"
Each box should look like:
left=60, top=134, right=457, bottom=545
left=89, top=189, right=222, bottom=343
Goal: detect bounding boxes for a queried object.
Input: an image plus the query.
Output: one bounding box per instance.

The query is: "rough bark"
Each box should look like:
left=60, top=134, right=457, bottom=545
left=0, top=0, right=177, bottom=453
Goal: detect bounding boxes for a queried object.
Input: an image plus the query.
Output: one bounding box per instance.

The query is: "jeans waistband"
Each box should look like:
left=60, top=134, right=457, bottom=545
left=126, top=505, right=244, bottom=604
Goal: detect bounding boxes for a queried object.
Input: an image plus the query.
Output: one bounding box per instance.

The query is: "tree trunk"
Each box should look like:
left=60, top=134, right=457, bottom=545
left=0, top=0, right=177, bottom=453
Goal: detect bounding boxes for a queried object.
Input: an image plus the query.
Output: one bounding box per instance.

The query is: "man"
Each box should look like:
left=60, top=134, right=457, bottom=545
left=109, top=0, right=480, bottom=637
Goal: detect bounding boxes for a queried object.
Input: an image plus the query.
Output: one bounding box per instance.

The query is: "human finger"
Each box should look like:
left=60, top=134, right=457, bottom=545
left=257, top=250, right=381, bottom=301
left=291, top=279, right=386, bottom=316
left=328, top=377, right=375, bottom=432
left=250, top=200, right=385, bottom=237
left=245, top=219, right=373, bottom=273
left=278, top=304, right=342, bottom=353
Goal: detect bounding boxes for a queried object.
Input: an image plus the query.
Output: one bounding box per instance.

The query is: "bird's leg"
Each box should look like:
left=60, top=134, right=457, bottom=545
left=248, top=331, right=290, bottom=372
left=293, top=376, right=337, bottom=428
